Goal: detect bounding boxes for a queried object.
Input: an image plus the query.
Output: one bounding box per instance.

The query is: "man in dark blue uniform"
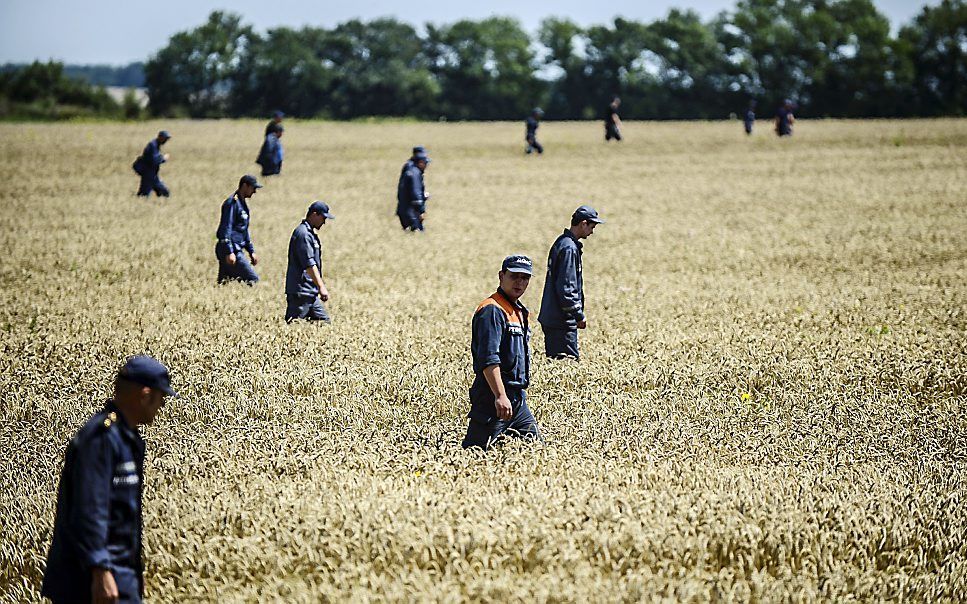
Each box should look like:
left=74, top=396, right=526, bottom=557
left=286, top=200, right=335, bottom=323
left=265, top=110, right=284, bottom=136
left=396, top=150, right=430, bottom=232
left=744, top=100, right=756, bottom=135
left=215, top=174, right=262, bottom=285
left=133, top=131, right=171, bottom=198
left=538, top=205, right=606, bottom=360
left=463, top=255, right=541, bottom=450
left=775, top=99, right=795, bottom=137
left=525, top=107, right=544, bottom=154
left=41, top=355, right=177, bottom=604
left=256, top=127, right=284, bottom=176
left=605, top=97, right=622, bottom=142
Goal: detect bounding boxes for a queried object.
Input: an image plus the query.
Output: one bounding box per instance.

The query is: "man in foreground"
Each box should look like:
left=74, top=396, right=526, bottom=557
left=396, top=149, right=430, bottom=232
left=216, top=174, right=262, bottom=285
left=538, top=205, right=606, bottom=360
left=286, top=201, right=335, bottom=323
left=463, top=255, right=541, bottom=450
left=41, top=356, right=177, bottom=604
left=133, top=130, right=171, bottom=198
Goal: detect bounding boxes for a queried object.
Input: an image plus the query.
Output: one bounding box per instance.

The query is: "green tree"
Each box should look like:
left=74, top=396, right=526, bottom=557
left=538, top=18, right=587, bottom=118
left=898, top=0, right=967, bottom=116
left=144, top=11, right=257, bottom=117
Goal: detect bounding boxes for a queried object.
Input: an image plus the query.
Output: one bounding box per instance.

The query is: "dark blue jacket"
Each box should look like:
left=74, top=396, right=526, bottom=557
left=216, top=193, right=255, bottom=256
left=139, top=139, right=165, bottom=174
left=286, top=219, right=322, bottom=297
left=525, top=116, right=539, bottom=139
left=396, top=163, right=426, bottom=215
left=257, top=134, right=283, bottom=172
left=744, top=109, right=755, bottom=130
left=471, top=289, right=531, bottom=395
left=42, top=401, right=145, bottom=602
left=538, top=229, right=585, bottom=329
left=776, top=108, right=793, bottom=136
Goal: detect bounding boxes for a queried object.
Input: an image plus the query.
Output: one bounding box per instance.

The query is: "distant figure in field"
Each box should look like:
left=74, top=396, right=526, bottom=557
left=744, top=101, right=756, bottom=135
left=216, top=175, right=262, bottom=285
left=286, top=201, right=335, bottom=323
left=538, top=205, right=606, bottom=361
left=41, top=355, right=177, bottom=604
left=396, top=149, right=430, bottom=232
left=525, top=107, right=544, bottom=154
left=775, top=99, right=795, bottom=137
left=265, top=110, right=284, bottom=136
left=257, top=126, right=284, bottom=176
left=133, top=130, right=171, bottom=198
left=463, top=255, right=541, bottom=450
left=605, top=96, right=622, bottom=142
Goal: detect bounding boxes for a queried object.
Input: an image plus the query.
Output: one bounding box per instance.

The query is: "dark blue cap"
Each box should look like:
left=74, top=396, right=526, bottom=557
left=533, top=107, right=544, bottom=116
left=501, top=254, right=533, bottom=275
left=307, top=200, right=335, bottom=219
left=413, top=152, right=431, bottom=163
left=411, top=146, right=425, bottom=156
left=572, top=205, right=605, bottom=224
left=118, top=355, right=178, bottom=397
left=158, top=130, right=171, bottom=139
left=273, top=110, right=285, bottom=118
left=239, top=174, right=263, bottom=189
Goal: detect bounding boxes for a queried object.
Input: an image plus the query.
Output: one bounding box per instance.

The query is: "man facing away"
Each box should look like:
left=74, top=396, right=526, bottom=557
left=538, top=205, right=606, bottom=361
left=396, top=149, right=430, bottom=232
left=285, top=201, right=335, bottom=323
left=463, top=255, right=541, bottom=450
left=605, top=97, right=622, bottom=142
left=215, top=175, right=262, bottom=285
left=41, top=356, right=177, bottom=604
left=525, top=107, right=544, bottom=154
left=133, top=130, right=171, bottom=198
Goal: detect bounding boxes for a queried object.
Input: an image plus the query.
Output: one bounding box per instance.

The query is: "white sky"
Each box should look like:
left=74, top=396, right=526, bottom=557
left=0, top=0, right=936, bottom=65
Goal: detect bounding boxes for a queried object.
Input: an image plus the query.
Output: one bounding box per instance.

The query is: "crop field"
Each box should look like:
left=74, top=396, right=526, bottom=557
left=0, top=118, right=966, bottom=602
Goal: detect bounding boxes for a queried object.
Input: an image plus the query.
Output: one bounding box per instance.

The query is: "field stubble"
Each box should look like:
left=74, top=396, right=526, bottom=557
left=0, top=119, right=965, bottom=601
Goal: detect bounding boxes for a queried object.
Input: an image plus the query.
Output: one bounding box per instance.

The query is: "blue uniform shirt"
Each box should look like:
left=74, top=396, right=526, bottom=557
left=286, top=219, right=322, bottom=297
left=471, top=288, right=531, bottom=392
left=776, top=107, right=793, bottom=136
left=538, top=229, right=585, bottom=329
left=216, top=192, right=255, bottom=256
left=525, top=116, right=539, bottom=138
left=140, top=139, right=165, bottom=174
left=42, top=401, right=145, bottom=601
left=396, top=163, right=426, bottom=214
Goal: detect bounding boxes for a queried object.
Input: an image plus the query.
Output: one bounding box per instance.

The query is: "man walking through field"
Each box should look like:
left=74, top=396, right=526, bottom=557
left=538, top=205, right=605, bottom=360
left=396, top=149, right=430, bottom=231
left=41, top=355, right=177, bottom=604
left=463, top=255, right=541, bottom=450
left=133, top=130, right=171, bottom=198
left=285, top=201, right=335, bottom=323
left=215, top=175, right=262, bottom=285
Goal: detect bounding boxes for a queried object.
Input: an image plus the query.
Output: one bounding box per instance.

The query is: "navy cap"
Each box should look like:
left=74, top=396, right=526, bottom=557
left=158, top=130, right=171, bottom=139
left=413, top=152, right=431, bottom=163
left=273, top=110, right=285, bottom=118
left=307, top=200, right=335, bottom=219
left=411, top=146, right=425, bottom=156
left=501, top=254, right=533, bottom=275
left=118, top=355, right=178, bottom=397
left=239, top=174, right=263, bottom=189
left=572, top=205, right=605, bottom=224
left=533, top=107, right=544, bottom=116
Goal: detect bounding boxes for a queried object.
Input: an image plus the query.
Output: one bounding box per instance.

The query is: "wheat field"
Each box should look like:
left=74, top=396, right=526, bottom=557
left=0, top=118, right=965, bottom=602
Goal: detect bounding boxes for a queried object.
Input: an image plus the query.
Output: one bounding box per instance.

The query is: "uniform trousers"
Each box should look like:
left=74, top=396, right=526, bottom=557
left=137, top=173, right=169, bottom=197
left=463, top=388, right=541, bottom=450
left=215, top=242, right=259, bottom=285
left=543, top=327, right=579, bottom=360
left=285, top=294, right=331, bottom=323
left=397, top=206, right=424, bottom=232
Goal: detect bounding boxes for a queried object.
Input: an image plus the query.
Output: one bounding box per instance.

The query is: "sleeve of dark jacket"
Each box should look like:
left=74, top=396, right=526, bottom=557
left=554, top=247, right=585, bottom=322
left=473, top=305, right=503, bottom=370
left=68, top=435, right=114, bottom=571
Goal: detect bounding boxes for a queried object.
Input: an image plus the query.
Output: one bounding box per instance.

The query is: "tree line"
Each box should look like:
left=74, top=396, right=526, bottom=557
left=2, top=0, right=965, bottom=121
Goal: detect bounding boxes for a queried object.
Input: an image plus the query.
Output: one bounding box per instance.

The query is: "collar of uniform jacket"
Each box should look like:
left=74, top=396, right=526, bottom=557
left=495, top=287, right=529, bottom=315
left=563, top=228, right=583, bottom=249
left=103, top=400, right=144, bottom=444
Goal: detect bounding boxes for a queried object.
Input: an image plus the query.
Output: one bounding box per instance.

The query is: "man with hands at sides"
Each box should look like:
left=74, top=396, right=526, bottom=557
left=215, top=175, right=262, bottom=285
left=285, top=201, right=335, bottom=323
left=463, top=255, right=542, bottom=450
